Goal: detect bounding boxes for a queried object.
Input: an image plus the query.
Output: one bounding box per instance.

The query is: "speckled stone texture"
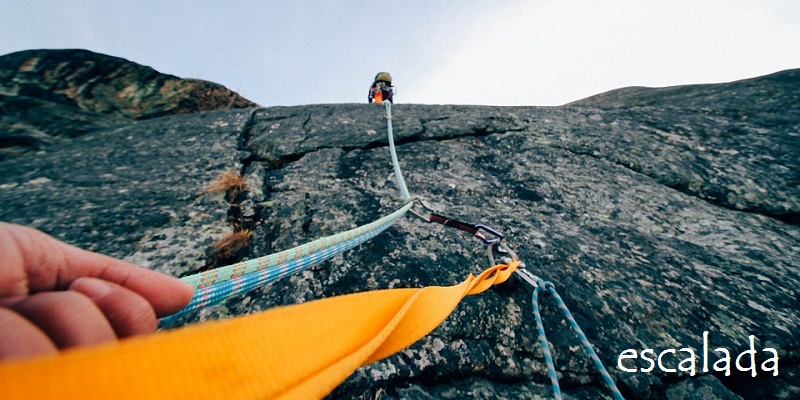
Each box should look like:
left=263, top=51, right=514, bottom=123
left=1, top=67, right=798, bottom=399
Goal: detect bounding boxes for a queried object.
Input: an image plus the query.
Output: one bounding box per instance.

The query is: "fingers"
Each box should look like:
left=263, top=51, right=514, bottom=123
left=70, top=278, right=157, bottom=338
left=0, top=223, right=196, bottom=361
left=9, top=291, right=116, bottom=349
left=0, top=308, right=57, bottom=359
left=0, top=223, right=33, bottom=297
left=65, top=257, right=195, bottom=318
left=0, top=280, right=162, bottom=360
left=0, top=222, right=194, bottom=317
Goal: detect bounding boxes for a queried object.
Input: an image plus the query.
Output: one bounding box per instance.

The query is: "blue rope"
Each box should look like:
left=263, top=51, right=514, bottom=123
left=160, top=217, right=399, bottom=325
left=532, top=283, right=564, bottom=400
left=532, top=280, right=625, bottom=400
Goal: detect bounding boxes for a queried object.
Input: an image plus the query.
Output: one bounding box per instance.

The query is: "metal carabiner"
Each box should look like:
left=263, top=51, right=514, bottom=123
left=487, top=241, right=540, bottom=289
left=472, top=224, right=504, bottom=245
left=404, top=198, right=504, bottom=248
left=487, top=240, right=516, bottom=267
left=404, top=197, right=436, bottom=222
left=427, top=213, right=505, bottom=246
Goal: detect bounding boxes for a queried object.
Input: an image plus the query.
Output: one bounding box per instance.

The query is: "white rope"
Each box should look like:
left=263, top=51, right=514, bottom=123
left=384, top=101, right=411, bottom=201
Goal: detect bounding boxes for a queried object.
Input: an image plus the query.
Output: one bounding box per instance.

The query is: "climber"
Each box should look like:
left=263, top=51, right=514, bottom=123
left=368, top=71, right=394, bottom=104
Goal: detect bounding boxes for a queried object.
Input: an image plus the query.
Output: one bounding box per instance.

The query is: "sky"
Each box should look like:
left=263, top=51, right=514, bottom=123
left=2, top=1, right=799, bottom=107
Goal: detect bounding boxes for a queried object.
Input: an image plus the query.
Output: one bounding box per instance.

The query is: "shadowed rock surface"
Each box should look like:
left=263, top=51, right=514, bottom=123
left=0, top=49, right=257, bottom=157
left=0, top=66, right=798, bottom=399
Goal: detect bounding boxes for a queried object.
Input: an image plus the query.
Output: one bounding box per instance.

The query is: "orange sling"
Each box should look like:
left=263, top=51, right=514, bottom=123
left=0, top=261, right=519, bottom=400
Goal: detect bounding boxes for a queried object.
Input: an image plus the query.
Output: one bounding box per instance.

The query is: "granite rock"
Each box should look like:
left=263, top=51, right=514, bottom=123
left=0, top=49, right=256, bottom=158
left=1, top=68, right=798, bottom=399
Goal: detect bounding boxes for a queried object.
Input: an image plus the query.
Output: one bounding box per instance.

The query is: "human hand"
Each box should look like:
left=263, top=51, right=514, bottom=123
left=0, top=222, right=194, bottom=360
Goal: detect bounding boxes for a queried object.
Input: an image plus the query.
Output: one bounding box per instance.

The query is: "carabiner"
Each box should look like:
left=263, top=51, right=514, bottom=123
left=473, top=224, right=504, bottom=245
left=428, top=213, right=504, bottom=245
left=487, top=241, right=539, bottom=289
left=487, top=240, right=517, bottom=266
left=404, top=197, right=436, bottom=222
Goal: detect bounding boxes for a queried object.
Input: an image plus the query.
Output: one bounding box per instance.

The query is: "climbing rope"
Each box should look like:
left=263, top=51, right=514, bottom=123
left=161, top=101, right=416, bottom=322
left=161, top=202, right=414, bottom=324
left=384, top=101, right=411, bottom=201
left=530, top=278, right=625, bottom=400
left=156, top=101, right=410, bottom=324
left=384, top=99, right=622, bottom=398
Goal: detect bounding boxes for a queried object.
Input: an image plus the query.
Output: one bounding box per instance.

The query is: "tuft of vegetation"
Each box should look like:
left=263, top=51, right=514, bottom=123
left=211, top=229, right=252, bottom=264
left=184, top=169, right=256, bottom=273
left=204, top=169, right=248, bottom=202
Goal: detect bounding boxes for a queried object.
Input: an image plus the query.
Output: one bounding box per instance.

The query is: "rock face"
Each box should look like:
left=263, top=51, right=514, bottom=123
left=0, top=62, right=798, bottom=399
left=0, top=49, right=257, bottom=157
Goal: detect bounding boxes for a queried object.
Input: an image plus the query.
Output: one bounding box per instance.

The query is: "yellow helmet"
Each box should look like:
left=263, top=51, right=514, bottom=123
left=374, top=72, right=392, bottom=84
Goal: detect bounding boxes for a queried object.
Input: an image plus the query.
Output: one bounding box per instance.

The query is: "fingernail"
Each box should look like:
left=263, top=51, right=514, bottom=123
left=73, top=278, right=113, bottom=299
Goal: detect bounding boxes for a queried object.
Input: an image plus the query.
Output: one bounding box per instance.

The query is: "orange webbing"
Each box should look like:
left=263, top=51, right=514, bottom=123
left=0, top=260, right=519, bottom=400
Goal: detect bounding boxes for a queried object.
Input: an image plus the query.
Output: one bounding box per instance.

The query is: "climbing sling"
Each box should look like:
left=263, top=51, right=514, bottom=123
left=0, top=261, right=519, bottom=400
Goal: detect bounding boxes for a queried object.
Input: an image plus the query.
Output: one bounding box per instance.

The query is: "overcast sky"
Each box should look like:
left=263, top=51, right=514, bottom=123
left=2, top=1, right=799, bottom=106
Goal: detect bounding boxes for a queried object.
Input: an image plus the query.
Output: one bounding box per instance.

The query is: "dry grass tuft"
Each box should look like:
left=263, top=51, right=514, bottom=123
left=212, top=229, right=252, bottom=262
left=204, top=169, right=248, bottom=202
